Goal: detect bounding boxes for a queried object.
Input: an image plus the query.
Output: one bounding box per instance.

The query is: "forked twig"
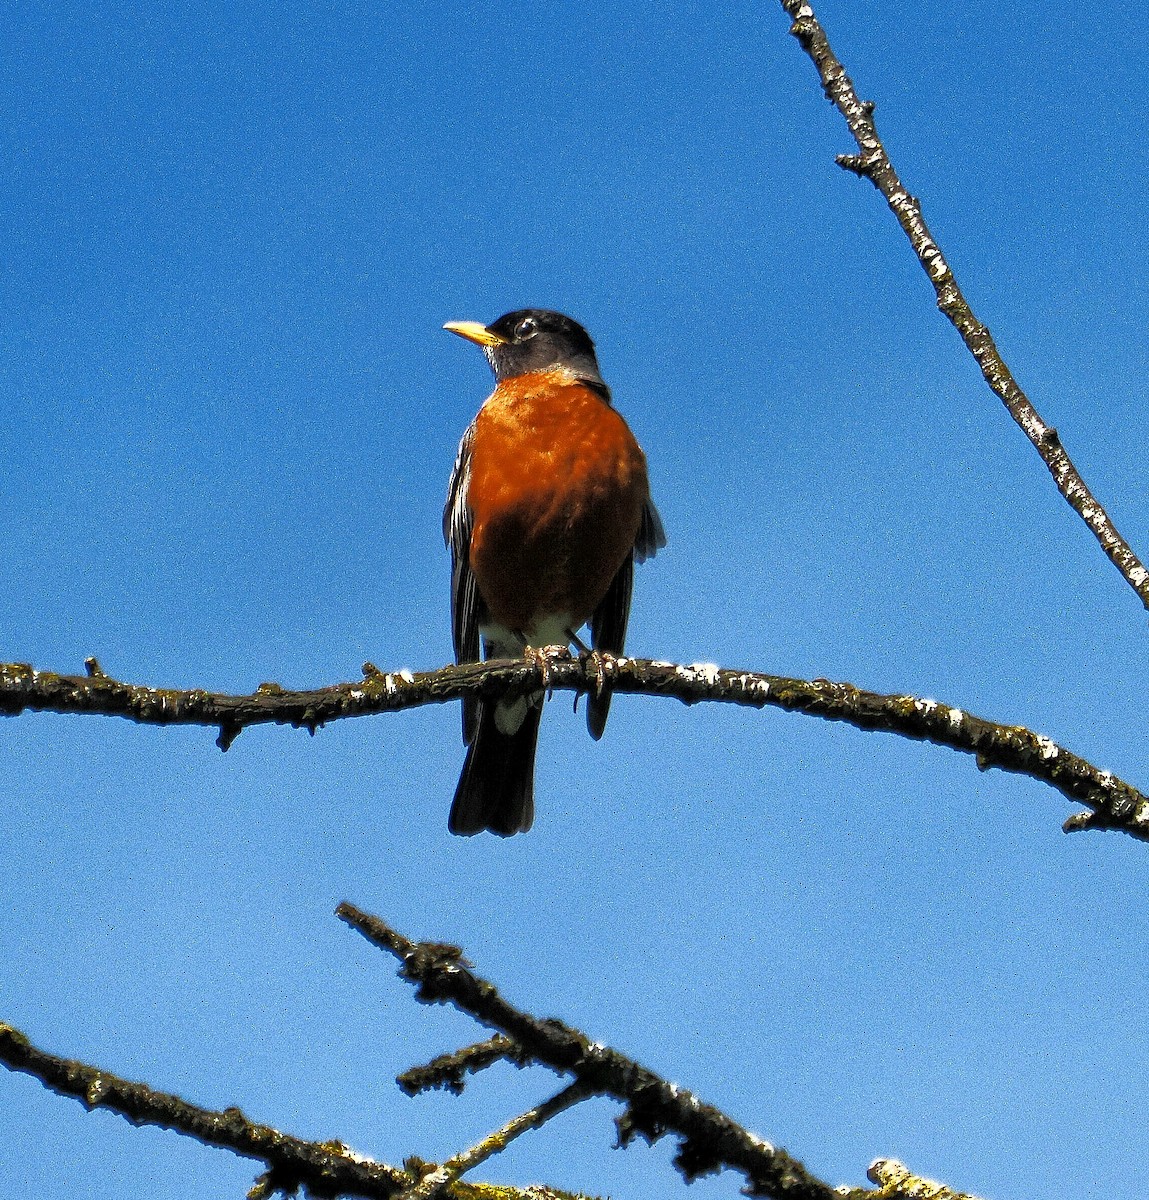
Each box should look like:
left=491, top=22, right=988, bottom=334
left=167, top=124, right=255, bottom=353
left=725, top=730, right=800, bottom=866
left=338, top=904, right=841, bottom=1200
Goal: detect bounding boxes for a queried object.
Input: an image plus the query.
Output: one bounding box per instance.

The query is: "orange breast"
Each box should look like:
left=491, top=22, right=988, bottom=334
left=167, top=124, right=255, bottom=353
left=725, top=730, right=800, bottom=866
left=466, top=371, right=650, bottom=636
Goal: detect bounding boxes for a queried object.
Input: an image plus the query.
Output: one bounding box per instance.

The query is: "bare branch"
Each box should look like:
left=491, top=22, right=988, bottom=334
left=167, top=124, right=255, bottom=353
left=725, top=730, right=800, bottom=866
left=398, top=1036, right=523, bottom=1096
left=1, top=656, right=1143, bottom=840
left=400, top=1082, right=593, bottom=1200
left=339, top=910, right=986, bottom=1200
left=0, top=1022, right=410, bottom=1199
left=337, top=904, right=841, bottom=1200
left=778, top=0, right=1149, bottom=610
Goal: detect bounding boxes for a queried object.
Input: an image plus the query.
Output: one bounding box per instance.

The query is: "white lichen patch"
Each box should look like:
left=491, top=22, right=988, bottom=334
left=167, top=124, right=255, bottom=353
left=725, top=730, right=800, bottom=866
left=1034, top=734, right=1059, bottom=760
left=398, top=668, right=415, bottom=683
left=737, top=672, right=765, bottom=694
left=946, top=707, right=963, bottom=731
left=1130, top=564, right=1149, bottom=588
left=687, top=663, right=722, bottom=686
left=335, top=1144, right=380, bottom=1165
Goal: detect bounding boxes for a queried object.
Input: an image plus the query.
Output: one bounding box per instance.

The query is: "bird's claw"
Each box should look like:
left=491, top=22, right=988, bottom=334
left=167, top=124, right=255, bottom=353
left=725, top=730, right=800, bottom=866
left=581, top=648, right=614, bottom=697
left=525, top=643, right=572, bottom=693
left=561, top=629, right=612, bottom=697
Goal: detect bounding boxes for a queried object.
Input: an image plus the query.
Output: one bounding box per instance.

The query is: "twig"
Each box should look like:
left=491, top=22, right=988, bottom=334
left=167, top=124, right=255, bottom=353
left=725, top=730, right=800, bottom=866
left=337, top=904, right=840, bottom=1200
left=400, top=1082, right=592, bottom=1200
left=398, top=1035, right=523, bottom=1096
left=0, top=1022, right=410, bottom=1199
left=778, top=0, right=1149, bottom=611
left=0, top=656, right=1143, bottom=839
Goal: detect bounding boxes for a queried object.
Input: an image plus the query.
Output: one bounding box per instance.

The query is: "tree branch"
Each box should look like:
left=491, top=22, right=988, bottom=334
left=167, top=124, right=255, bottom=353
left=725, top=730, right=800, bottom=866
left=778, top=0, right=1149, bottom=611
left=399, top=1082, right=593, bottom=1200
left=337, top=904, right=844, bottom=1200
left=398, top=1036, right=523, bottom=1097
left=340, top=907, right=990, bottom=1200
left=1, top=656, right=1143, bottom=840
left=0, top=1021, right=410, bottom=1199
left=0, top=931, right=986, bottom=1200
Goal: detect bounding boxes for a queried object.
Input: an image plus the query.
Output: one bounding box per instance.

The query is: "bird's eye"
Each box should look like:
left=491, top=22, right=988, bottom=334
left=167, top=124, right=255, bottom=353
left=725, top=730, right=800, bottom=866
left=514, top=317, right=538, bottom=340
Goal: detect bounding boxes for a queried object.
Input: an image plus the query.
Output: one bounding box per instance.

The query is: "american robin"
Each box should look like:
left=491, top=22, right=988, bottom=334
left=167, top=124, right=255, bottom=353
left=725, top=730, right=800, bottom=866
left=443, top=309, right=664, bottom=836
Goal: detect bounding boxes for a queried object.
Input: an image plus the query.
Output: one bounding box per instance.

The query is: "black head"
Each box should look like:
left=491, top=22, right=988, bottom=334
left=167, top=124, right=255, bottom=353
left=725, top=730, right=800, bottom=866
left=444, top=309, right=606, bottom=389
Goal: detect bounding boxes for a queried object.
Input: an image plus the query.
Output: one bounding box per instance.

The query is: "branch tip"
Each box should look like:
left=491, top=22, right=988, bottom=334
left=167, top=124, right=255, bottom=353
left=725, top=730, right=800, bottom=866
left=216, top=721, right=242, bottom=752
left=835, top=152, right=874, bottom=178
left=397, top=1035, right=521, bottom=1096
left=0, top=1020, right=409, bottom=1196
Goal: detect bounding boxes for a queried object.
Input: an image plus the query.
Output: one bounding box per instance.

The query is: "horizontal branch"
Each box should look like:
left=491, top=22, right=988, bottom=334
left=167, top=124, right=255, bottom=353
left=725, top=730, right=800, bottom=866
left=1, top=656, right=1144, bottom=840
left=0, top=1021, right=409, bottom=1199
left=337, top=904, right=841, bottom=1200
left=778, top=0, right=1149, bottom=611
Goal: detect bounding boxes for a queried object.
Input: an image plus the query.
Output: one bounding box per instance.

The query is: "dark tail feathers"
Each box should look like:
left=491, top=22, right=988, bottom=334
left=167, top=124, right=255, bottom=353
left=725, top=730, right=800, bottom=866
left=449, top=702, right=541, bottom=836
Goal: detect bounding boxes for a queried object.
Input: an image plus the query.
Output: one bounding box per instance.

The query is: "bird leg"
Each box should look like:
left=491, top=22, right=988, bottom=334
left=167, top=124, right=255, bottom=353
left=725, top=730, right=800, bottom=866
left=516, top=636, right=572, bottom=695
left=565, top=628, right=591, bottom=655
left=565, top=629, right=611, bottom=699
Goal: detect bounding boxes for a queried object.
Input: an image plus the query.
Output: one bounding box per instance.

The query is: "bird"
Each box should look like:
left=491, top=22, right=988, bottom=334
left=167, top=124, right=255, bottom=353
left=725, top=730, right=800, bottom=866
left=443, top=309, right=665, bottom=836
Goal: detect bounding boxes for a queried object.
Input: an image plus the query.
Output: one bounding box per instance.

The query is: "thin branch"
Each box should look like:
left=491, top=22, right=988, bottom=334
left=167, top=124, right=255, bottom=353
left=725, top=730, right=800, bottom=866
left=398, top=1035, right=523, bottom=1096
left=400, top=1082, right=593, bottom=1200
left=1, top=656, right=1143, bottom=840
left=778, top=0, right=1149, bottom=610
left=337, top=904, right=842, bottom=1200
left=0, top=1022, right=410, bottom=1200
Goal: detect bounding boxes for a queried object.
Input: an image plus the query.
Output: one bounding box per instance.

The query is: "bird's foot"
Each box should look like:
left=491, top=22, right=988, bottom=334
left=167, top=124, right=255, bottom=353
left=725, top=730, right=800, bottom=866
left=586, top=649, right=618, bottom=698
left=560, top=629, right=613, bottom=699
left=524, top=643, right=572, bottom=693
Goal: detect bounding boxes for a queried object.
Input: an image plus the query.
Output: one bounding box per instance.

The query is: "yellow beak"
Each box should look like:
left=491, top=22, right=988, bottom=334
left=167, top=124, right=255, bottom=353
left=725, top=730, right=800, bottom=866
left=443, top=320, right=508, bottom=347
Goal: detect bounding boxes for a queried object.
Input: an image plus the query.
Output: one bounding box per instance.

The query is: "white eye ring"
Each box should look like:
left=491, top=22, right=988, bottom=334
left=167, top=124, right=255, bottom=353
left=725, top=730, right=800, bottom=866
left=514, top=317, right=538, bottom=340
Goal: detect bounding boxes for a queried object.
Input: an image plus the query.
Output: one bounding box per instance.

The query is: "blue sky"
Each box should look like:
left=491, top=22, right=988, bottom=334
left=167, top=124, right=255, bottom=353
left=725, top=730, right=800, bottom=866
left=3, top=3, right=1149, bottom=1198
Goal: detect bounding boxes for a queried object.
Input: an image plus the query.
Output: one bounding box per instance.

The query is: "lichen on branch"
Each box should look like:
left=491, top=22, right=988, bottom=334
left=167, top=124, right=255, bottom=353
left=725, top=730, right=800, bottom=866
left=0, top=656, right=1142, bottom=840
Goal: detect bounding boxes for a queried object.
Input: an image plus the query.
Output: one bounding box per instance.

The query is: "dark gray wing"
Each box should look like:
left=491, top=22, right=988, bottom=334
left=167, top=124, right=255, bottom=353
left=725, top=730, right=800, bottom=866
left=634, top=496, right=666, bottom=563
left=587, top=496, right=665, bottom=739
left=444, top=424, right=480, bottom=743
